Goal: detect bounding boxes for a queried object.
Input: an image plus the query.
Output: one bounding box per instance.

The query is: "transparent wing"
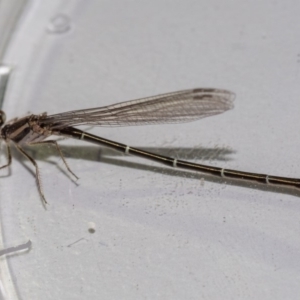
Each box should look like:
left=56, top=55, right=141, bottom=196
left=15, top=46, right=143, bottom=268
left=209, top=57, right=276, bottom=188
left=43, top=88, right=235, bottom=129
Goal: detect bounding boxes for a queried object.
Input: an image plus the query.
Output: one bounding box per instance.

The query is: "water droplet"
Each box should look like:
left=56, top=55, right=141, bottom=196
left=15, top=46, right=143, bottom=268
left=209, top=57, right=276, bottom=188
left=88, top=222, right=96, bottom=234
left=47, top=14, right=71, bottom=34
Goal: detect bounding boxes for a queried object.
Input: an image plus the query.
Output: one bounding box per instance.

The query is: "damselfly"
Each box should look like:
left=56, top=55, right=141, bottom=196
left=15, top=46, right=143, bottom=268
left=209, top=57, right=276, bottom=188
left=0, top=88, right=299, bottom=203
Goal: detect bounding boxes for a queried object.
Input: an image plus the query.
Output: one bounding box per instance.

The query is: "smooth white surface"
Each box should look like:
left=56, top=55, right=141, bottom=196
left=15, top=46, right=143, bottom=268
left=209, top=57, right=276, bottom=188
left=0, top=0, right=300, bottom=299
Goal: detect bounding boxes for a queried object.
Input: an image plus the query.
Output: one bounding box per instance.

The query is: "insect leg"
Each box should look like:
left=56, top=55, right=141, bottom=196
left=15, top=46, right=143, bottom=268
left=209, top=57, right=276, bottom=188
left=0, top=141, right=12, bottom=170
left=15, top=144, right=47, bottom=204
left=29, top=140, right=79, bottom=180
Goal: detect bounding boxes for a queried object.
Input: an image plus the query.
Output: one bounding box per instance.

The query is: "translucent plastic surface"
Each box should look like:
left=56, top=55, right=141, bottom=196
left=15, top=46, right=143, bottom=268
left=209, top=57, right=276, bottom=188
left=1, top=1, right=300, bottom=299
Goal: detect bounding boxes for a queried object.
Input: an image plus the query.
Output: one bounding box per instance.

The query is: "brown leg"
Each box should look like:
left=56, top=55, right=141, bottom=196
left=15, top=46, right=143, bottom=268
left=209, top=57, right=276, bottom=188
left=29, top=140, right=79, bottom=180
left=15, top=144, right=47, bottom=204
left=0, top=142, right=12, bottom=170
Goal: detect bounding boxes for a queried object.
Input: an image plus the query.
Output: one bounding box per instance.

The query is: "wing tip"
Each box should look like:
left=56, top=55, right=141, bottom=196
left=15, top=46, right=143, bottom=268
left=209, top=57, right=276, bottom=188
left=193, top=88, right=235, bottom=110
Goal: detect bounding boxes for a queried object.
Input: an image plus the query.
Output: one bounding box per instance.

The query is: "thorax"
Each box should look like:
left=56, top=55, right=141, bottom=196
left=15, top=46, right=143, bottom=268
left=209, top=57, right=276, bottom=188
left=1, top=114, right=51, bottom=145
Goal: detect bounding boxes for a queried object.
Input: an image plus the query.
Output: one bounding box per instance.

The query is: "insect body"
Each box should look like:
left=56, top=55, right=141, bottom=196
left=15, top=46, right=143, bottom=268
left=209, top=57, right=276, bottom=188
left=0, top=89, right=299, bottom=204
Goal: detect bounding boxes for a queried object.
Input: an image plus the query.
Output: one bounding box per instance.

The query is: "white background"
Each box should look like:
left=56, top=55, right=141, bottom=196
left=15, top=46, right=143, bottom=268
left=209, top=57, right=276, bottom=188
left=0, top=0, right=300, bottom=299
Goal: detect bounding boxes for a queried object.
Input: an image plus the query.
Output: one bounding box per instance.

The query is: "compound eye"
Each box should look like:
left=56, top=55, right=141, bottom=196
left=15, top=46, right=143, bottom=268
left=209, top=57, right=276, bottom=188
left=0, top=110, right=6, bottom=127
